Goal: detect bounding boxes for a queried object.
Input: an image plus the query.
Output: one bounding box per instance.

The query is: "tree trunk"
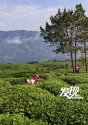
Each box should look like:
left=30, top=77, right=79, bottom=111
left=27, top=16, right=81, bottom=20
left=74, top=41, right=77, bottom=73
left=70, top=52, right=74, bottom=73
left=84, top=41, right=87, bottom=73
left=85, top=52, right=87, bottom=73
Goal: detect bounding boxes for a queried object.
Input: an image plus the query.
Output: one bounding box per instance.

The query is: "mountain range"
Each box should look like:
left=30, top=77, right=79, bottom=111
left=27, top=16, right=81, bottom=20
left=0, top=30, right=68, bottom=63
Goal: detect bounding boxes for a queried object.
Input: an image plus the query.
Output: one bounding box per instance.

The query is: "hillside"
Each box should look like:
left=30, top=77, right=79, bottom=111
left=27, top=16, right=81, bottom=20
left=0, top=30, right=67, bottom=63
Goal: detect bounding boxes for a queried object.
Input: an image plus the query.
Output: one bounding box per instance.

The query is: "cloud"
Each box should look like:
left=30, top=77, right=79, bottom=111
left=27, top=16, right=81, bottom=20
left=0, top=3, right=64, bottom=31
left=0, top=22, right=6, bottom=30
left=0, top=4, right=60, bottom=18
left=0, top=2, right=87, bottom=31
left=0, top=22, right=6, bottom=27
left=6, top=36, right=22, bottom=44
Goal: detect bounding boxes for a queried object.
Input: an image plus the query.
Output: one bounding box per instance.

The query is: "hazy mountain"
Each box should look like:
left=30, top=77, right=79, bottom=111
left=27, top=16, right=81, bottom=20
left=0, top=30, right=68, bottom=63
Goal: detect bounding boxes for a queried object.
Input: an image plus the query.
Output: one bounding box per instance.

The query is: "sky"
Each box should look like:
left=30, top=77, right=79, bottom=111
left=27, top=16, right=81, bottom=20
left=0, top=0, right=88, bottom=31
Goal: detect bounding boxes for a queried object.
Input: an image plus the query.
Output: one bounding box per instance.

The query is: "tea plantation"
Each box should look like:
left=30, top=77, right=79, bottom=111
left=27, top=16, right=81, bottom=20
left=0, top=61, right=88, bottom=125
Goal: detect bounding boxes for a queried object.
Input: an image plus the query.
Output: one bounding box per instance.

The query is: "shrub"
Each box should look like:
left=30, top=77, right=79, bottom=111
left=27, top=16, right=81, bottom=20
left=0, top=114, right=48, bottom=125
left=10, top=78, right=27, bottom=85
left=40, top=79, right=69, bottom=96
left=0, top=85, right=88, bottom=125
left=60, top=74, right=88, bottom=85
left=78, top=84, right=88, bottom=102
left=0, top=80, right=11, bottom=88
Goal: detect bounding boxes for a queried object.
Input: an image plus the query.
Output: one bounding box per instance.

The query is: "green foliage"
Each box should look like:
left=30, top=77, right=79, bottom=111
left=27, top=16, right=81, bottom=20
left=0, top=62, right=88, bottom=124
left=40, top=4, right=88, bottom=73
left=40, top=78, right=69, bottom=96
left=61, top=73, right=88, bottom=85
left=78, top=83, right=88, bottom=102
left=10, top=78, right=27, bottom=85
left=0, top=114, right=48, bottom=125
left=0, top=80, right=11, bottom=88
left=0, top=85, right=88, bottom=125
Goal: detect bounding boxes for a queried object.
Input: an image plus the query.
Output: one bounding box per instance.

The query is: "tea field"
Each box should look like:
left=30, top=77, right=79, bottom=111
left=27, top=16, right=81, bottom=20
left=0, top=61, right=88, bottom=125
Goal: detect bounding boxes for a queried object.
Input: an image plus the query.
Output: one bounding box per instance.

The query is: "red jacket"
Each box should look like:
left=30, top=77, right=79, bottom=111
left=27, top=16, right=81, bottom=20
left=33, top=73, right=40, bottom=81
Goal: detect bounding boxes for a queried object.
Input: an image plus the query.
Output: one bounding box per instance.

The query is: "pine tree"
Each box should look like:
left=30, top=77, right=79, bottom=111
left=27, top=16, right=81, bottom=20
left=40, top=4, right=87, bottom=73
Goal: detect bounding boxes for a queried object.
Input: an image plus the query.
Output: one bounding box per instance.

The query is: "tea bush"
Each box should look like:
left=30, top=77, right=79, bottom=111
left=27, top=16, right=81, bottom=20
left=0, top=62, right=88, bottom=125
left=0, top=79, right=11, bottom=88
left=0, top=85, right=88, bottom=125
left=78, top=84, right=88, bottom=102
left=0, top=114, right=48, bottom=125
left=60, top=74, right=88, bottom=85
left=10, top=78, right=27, bottom=85
left=40, top=79, right=69, bottom=96
left=0, top=77, right=26, bottom=86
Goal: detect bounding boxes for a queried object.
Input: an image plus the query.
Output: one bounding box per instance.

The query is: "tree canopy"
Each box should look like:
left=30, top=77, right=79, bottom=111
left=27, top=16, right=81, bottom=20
left=40, top=4, right=88, bottom=73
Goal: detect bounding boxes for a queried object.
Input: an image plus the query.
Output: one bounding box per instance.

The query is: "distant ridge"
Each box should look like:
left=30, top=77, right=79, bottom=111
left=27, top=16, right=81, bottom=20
left=0, top=30, right=67, bottom=63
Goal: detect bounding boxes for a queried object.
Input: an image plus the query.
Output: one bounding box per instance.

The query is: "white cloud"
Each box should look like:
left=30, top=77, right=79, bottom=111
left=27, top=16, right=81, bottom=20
left=0, top=4, right=60, bottom=18
left=0, top=22, right=6, bottom=30
left=6, top=36, right=22, bottom=44
left=0, top=2, right=87, bottom=31
left=0, top=3, right=64, bottom=31
left=0, top=22, right=6, bottom=27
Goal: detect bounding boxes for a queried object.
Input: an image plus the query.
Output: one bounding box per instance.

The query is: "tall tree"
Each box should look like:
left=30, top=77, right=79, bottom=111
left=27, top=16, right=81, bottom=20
left=40, top=4, right=87, bottom=73
left=79, top=17, right=88, bottom=73
left=73, top=4, right=86, bottom=72
left=40, top=9, right=75, bottom=72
